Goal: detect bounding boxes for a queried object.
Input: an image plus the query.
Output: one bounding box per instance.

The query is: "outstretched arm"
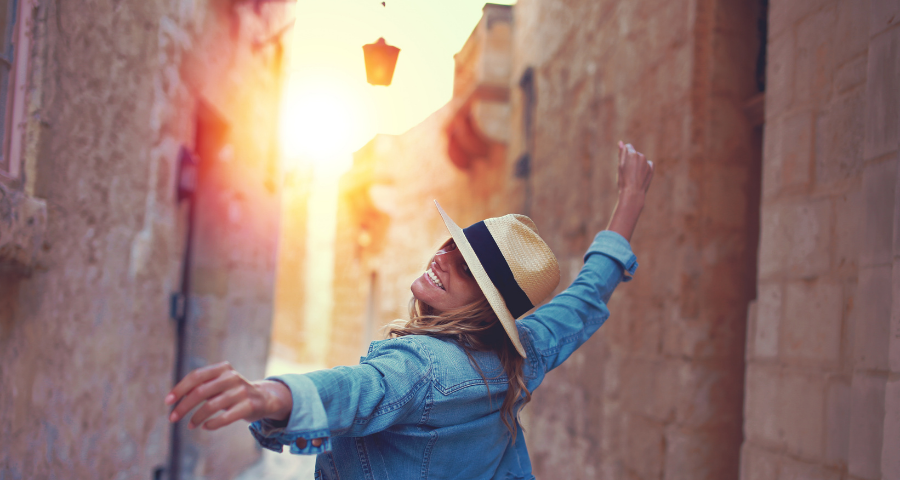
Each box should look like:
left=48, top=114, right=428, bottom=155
left=517, top=141, right=653, bottom=377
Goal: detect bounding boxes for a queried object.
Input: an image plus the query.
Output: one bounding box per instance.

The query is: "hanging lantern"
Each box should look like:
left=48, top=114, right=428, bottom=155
left=362, top=38, right=400, bottom=86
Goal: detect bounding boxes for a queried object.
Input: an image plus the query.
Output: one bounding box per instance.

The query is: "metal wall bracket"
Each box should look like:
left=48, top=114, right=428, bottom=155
left=170, top=292, right=186, bottom=323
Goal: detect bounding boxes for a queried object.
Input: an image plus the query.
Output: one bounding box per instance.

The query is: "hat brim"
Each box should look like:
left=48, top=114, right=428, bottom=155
left=433, top=200, right=528, bottom=358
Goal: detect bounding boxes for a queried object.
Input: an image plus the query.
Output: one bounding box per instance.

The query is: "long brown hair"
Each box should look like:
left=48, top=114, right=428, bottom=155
left=387, top=292, right=532, bottom=439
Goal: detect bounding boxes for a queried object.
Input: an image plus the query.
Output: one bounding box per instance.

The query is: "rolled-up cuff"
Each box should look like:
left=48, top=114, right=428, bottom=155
left=583, top=230, right=638, bottom=281
left=247, top=374, right=332, bottom=455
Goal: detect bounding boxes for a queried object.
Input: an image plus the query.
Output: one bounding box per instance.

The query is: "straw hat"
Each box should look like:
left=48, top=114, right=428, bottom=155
left=434, top=200, right=560, bottom=358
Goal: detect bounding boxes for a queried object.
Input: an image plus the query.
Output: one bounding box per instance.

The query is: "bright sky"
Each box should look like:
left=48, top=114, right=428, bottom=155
left=279, top=0, right=514, bottom=170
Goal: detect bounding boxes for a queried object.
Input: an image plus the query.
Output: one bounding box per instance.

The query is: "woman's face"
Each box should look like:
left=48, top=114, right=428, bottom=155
left=411, top=239, right=485, bottom=312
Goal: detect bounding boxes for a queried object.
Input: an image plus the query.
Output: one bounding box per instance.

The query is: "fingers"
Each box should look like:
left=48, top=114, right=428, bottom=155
left=188, top=385, right=245, bottom=429
left=203, top=399, right=254, bottom=431
left=167, top=362, right=238, bottom=423
left=166, top=361, right=233, bottom=406
left=170, top=369, right=243, bottom=424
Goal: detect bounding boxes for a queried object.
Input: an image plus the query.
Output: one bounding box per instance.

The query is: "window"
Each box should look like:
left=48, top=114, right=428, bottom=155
left=0, top=0, right=30, bottom=181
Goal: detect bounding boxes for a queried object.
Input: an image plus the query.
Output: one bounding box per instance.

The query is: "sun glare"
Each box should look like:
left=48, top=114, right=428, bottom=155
left=280, top=74, right=369, bottom=169
left=278, top=0, right=515, bottom=174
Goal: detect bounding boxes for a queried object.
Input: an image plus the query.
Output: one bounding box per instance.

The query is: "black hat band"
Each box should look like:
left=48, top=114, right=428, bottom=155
left=463, top=221, right=535, bottom=318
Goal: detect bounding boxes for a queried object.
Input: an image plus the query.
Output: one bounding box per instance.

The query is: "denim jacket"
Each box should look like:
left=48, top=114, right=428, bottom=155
left=249, top=231, right=638, bottom=479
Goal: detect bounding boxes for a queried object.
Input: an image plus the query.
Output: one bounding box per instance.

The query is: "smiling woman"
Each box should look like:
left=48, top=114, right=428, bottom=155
left=166, top=142, right=654, bottom=480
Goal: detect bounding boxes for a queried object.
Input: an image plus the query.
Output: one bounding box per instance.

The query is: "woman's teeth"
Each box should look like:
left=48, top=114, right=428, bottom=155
left=426, top=268, right=445, bottom=290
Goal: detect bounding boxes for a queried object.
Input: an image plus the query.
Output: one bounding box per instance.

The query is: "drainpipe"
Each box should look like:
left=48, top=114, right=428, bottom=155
left=167, top=145, right=199, bottom=480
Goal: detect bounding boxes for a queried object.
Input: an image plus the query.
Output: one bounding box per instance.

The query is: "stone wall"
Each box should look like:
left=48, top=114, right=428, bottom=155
left=507, top=0, right=763, bottom=478
left=0, top=0, right=289, bottom=478
left=741, top=1, right=900, bottom=479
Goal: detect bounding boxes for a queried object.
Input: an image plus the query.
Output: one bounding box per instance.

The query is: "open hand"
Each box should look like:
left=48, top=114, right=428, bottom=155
left=164, top=361, right=291, bottom=431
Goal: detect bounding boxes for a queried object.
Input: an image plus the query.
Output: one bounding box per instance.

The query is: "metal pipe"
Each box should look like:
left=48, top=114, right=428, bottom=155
left=167, top=145, right=199, bottom=480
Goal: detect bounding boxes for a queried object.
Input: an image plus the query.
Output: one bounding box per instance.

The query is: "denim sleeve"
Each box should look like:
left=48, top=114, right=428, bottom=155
left=517, top=230, right=637, bottom=376
left=247, top=337, right=432, bottom=454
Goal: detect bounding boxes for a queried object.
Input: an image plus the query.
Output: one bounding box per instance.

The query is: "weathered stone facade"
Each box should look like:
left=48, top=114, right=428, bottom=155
left=0, top=0, right=289, bottom=478
left=743, top=1, right=900, bottom=479
left=507, top=0, right=765, bottom=477
left=308, top=0, right=896, bottom=479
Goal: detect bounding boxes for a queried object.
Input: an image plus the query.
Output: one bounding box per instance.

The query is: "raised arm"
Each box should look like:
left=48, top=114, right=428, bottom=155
left=517, top=142, right=653, bottom=378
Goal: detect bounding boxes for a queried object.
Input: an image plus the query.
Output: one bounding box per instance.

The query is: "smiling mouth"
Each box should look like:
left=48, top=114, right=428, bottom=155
left=426, top=268, right=445, bottom=290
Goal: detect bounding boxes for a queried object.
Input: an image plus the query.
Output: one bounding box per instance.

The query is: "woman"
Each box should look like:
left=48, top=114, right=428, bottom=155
left=165, top=142, right=654, bottom=479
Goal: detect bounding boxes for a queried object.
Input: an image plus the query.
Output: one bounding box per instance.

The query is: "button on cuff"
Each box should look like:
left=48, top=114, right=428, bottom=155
left=287, top=431, right=332, bottom=455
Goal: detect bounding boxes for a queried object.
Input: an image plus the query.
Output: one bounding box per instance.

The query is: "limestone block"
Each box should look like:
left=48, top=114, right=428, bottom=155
left=835, top=0, right=871, bottom=65
left=758, top=199, right=831, bottom=279
left=795, top=7, right=837, bottom=106
left=619, top=358, right=672, bottom=423
left=765, top=32, right=796, bottom=120
left=663, top=273, right=748, bottom=358
left=763, top=112, right=813, bottom=199
left=854, top=265, right=893, bottom=370
left=622, top=414, right=665, bottom=480
left=834, top=188, right=864, bottom=274
left=754, top=283, right=782, bottom=359
left=833, top=56, right=868, bottom=94
left=864, top=27, right=900, bottom=160
left=782, top=280, right=843, bottom=365
left=739, top=443, right=780, bottom=480
left=0, top=184, right=47, bottom=274
left=745, top=367, right=829, bottom=458
left=780, top=370, right=826, bottom=459
left=769, top=0, right=832, bottom=38
left=703, top=164, right=752, bottom=230
left=657, top=45, right=692, bottom=106
left=779, top=456, right=842, bottom=480
left=861, top=158, right=897, bottom=267
left=744, top=364, right=782, bottom=445
left=882, top=377, right=900, bottom=479
left=815, top=88, right=865, bottom=187
left=869, top=0, right=900, bottom=35
left=672, top=360, right=744, bottom=430
left=664, top=426, right=738, bottom=480
left=848, top=373, right=886, bottom=480
left=825, top=379, right=851, bottom=466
